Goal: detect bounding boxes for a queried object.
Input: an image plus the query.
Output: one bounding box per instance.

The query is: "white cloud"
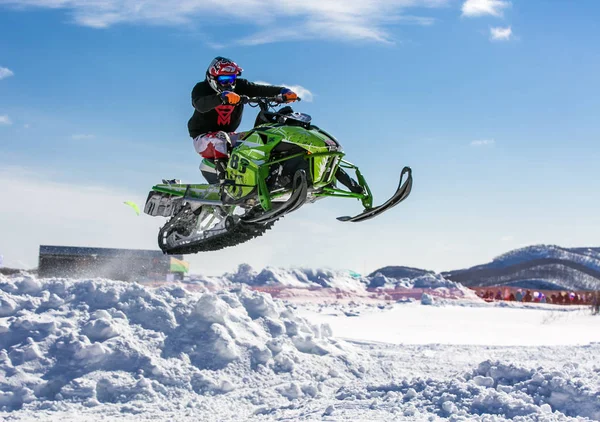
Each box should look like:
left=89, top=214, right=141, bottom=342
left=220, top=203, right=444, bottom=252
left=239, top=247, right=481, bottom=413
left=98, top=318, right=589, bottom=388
left=254, top=81, right=314, bottom=102
left=470, top=139, right=495, bottom=146
left=71, top=134, right=95, bottom=140
left=399, top=15, right=437, bottom=26
left=0, top=0, right=451, bottom=44
left=501, top=235, right=514, bottom=242
left=0, top=115, right=12, bottom=125
left=490, top=26, right=512, bottom=41
left=462, top=0, right=510, bottom=17
left=0, top=66, right=14, bottom=80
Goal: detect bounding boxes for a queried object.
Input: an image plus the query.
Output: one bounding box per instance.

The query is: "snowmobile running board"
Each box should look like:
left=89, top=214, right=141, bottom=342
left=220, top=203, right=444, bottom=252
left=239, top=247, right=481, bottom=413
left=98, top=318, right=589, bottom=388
left=182, top=185, right=223, bottom=206
left=337, top=166, right=413, bottom=223
left=242, top=170, right=308, bottom=224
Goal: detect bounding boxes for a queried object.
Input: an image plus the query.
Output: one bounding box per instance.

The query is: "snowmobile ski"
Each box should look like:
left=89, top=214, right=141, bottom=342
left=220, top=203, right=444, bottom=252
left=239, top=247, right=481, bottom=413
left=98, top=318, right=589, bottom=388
left=337, top=166, right=413, bottom=223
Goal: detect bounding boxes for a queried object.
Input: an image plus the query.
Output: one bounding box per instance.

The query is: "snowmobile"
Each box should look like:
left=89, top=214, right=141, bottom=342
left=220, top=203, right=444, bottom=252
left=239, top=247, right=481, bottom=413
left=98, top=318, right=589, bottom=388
left=144, top=96, right=413, bottom=255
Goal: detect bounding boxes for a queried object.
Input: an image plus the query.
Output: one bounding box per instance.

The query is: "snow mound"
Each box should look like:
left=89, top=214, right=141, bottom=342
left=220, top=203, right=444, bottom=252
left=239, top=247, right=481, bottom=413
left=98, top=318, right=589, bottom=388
left=467, top=360, right=600, bottom=420
left=212, top=264, right=466, bottom=294
left=226, top=264, right=369, bottom=290
left=411, top=273, right=461, bottom=289
left=367, top=272, right=412, bottom=289
left=0, top=275, right=367, bottom=412
left=420, top=293, right=434, bottom=305
left=336, top=359, right=600, bottom=420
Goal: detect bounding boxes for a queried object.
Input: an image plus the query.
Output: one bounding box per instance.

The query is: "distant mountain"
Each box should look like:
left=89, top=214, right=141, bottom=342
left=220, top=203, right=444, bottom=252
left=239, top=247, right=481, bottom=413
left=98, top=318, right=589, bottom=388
left=441, top=245, right=600, bottom=291
left=367, top=266, right=434, bottom=280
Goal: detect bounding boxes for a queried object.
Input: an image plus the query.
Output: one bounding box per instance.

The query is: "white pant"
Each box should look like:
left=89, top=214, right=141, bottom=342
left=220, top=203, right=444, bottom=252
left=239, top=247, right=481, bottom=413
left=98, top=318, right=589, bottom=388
left=193, top=131, right=241, bottom=159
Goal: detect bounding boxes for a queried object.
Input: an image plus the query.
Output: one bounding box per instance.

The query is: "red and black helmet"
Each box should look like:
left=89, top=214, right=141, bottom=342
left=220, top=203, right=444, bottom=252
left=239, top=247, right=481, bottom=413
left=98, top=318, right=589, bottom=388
left=206, top=56, right=243, bottom=93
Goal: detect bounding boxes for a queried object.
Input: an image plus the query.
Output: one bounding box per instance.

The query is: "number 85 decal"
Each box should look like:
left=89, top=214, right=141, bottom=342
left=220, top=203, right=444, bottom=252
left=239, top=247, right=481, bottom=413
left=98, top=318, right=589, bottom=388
left=229, top=154, right=250, bottom=173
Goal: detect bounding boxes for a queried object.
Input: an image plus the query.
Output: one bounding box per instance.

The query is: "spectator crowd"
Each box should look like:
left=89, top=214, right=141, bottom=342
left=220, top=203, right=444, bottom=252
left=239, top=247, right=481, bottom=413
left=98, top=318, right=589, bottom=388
left=474, top=287, right=600, bottom=312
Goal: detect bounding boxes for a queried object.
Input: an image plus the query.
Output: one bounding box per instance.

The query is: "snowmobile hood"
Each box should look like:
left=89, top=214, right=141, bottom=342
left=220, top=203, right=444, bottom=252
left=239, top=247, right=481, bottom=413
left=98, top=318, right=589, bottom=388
left=255, top=125, right=342, bottom=154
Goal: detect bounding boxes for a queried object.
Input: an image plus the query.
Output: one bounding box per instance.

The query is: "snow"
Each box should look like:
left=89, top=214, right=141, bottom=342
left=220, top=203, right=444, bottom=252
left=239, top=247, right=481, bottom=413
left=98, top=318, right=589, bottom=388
left=217, top=264, right=370, bottom=290
left=1, top=273, right=599, bottom=421
left=299, top=301, right=600, bottom=346
left=185, top=264, right=475, bottom=303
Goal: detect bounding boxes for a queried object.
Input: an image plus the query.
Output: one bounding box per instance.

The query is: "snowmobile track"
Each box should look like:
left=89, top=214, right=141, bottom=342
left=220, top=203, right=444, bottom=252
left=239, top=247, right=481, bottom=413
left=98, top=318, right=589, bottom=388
left=163, top=219, right=277, bottom=255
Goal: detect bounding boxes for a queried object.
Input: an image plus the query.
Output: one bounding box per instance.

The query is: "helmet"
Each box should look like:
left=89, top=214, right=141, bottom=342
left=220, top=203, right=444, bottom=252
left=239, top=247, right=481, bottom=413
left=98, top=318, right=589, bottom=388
left=206, top=56, right=243, bottom=93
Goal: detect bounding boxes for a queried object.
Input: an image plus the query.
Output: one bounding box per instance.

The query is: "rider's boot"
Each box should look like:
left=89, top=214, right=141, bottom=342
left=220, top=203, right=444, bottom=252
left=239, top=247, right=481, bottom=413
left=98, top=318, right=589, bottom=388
left=215, top=158, right=235, bottom=203
left=335, top=168, right=365, bottom=195
left=214, top=158, right=228, bottom=186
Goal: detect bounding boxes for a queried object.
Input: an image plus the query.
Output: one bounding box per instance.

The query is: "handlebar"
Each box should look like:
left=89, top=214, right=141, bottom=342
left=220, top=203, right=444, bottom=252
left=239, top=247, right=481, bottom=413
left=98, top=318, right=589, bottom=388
left=240, top=95, right=301, bottom=106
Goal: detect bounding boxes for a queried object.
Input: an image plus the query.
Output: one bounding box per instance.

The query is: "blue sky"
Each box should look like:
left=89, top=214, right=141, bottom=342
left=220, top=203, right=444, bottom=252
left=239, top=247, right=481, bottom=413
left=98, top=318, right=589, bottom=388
left=1, top=0, right=599, bottom=275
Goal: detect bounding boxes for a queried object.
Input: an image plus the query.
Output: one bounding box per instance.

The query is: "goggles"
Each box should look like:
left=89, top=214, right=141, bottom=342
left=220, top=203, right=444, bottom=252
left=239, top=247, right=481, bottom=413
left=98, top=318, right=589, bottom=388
left=216, top=74, right=237, bottom=85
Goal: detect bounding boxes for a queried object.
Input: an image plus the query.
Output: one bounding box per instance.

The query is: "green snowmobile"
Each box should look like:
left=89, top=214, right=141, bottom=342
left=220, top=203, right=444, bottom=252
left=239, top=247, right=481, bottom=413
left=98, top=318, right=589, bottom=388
left=144, top=96, right=413, bottom=254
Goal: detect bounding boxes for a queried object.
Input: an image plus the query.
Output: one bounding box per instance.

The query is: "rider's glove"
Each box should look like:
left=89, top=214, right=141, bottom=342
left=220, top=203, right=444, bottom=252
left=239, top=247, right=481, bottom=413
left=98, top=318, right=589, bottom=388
left=278, top=88, right=298, bottom=103
left=221, top=91, right=241, bottom=105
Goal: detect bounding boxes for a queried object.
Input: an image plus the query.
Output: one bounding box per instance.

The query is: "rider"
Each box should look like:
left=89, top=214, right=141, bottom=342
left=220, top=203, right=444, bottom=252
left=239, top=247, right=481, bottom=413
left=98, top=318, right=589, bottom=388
left=188, top=56, right=298, bottom=185
left=187, top=56, right=364, bottom=195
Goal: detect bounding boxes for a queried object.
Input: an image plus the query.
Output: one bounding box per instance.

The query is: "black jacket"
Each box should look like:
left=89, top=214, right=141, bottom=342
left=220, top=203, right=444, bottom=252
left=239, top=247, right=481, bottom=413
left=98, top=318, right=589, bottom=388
left=187, top=79, right=284, bottom=138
